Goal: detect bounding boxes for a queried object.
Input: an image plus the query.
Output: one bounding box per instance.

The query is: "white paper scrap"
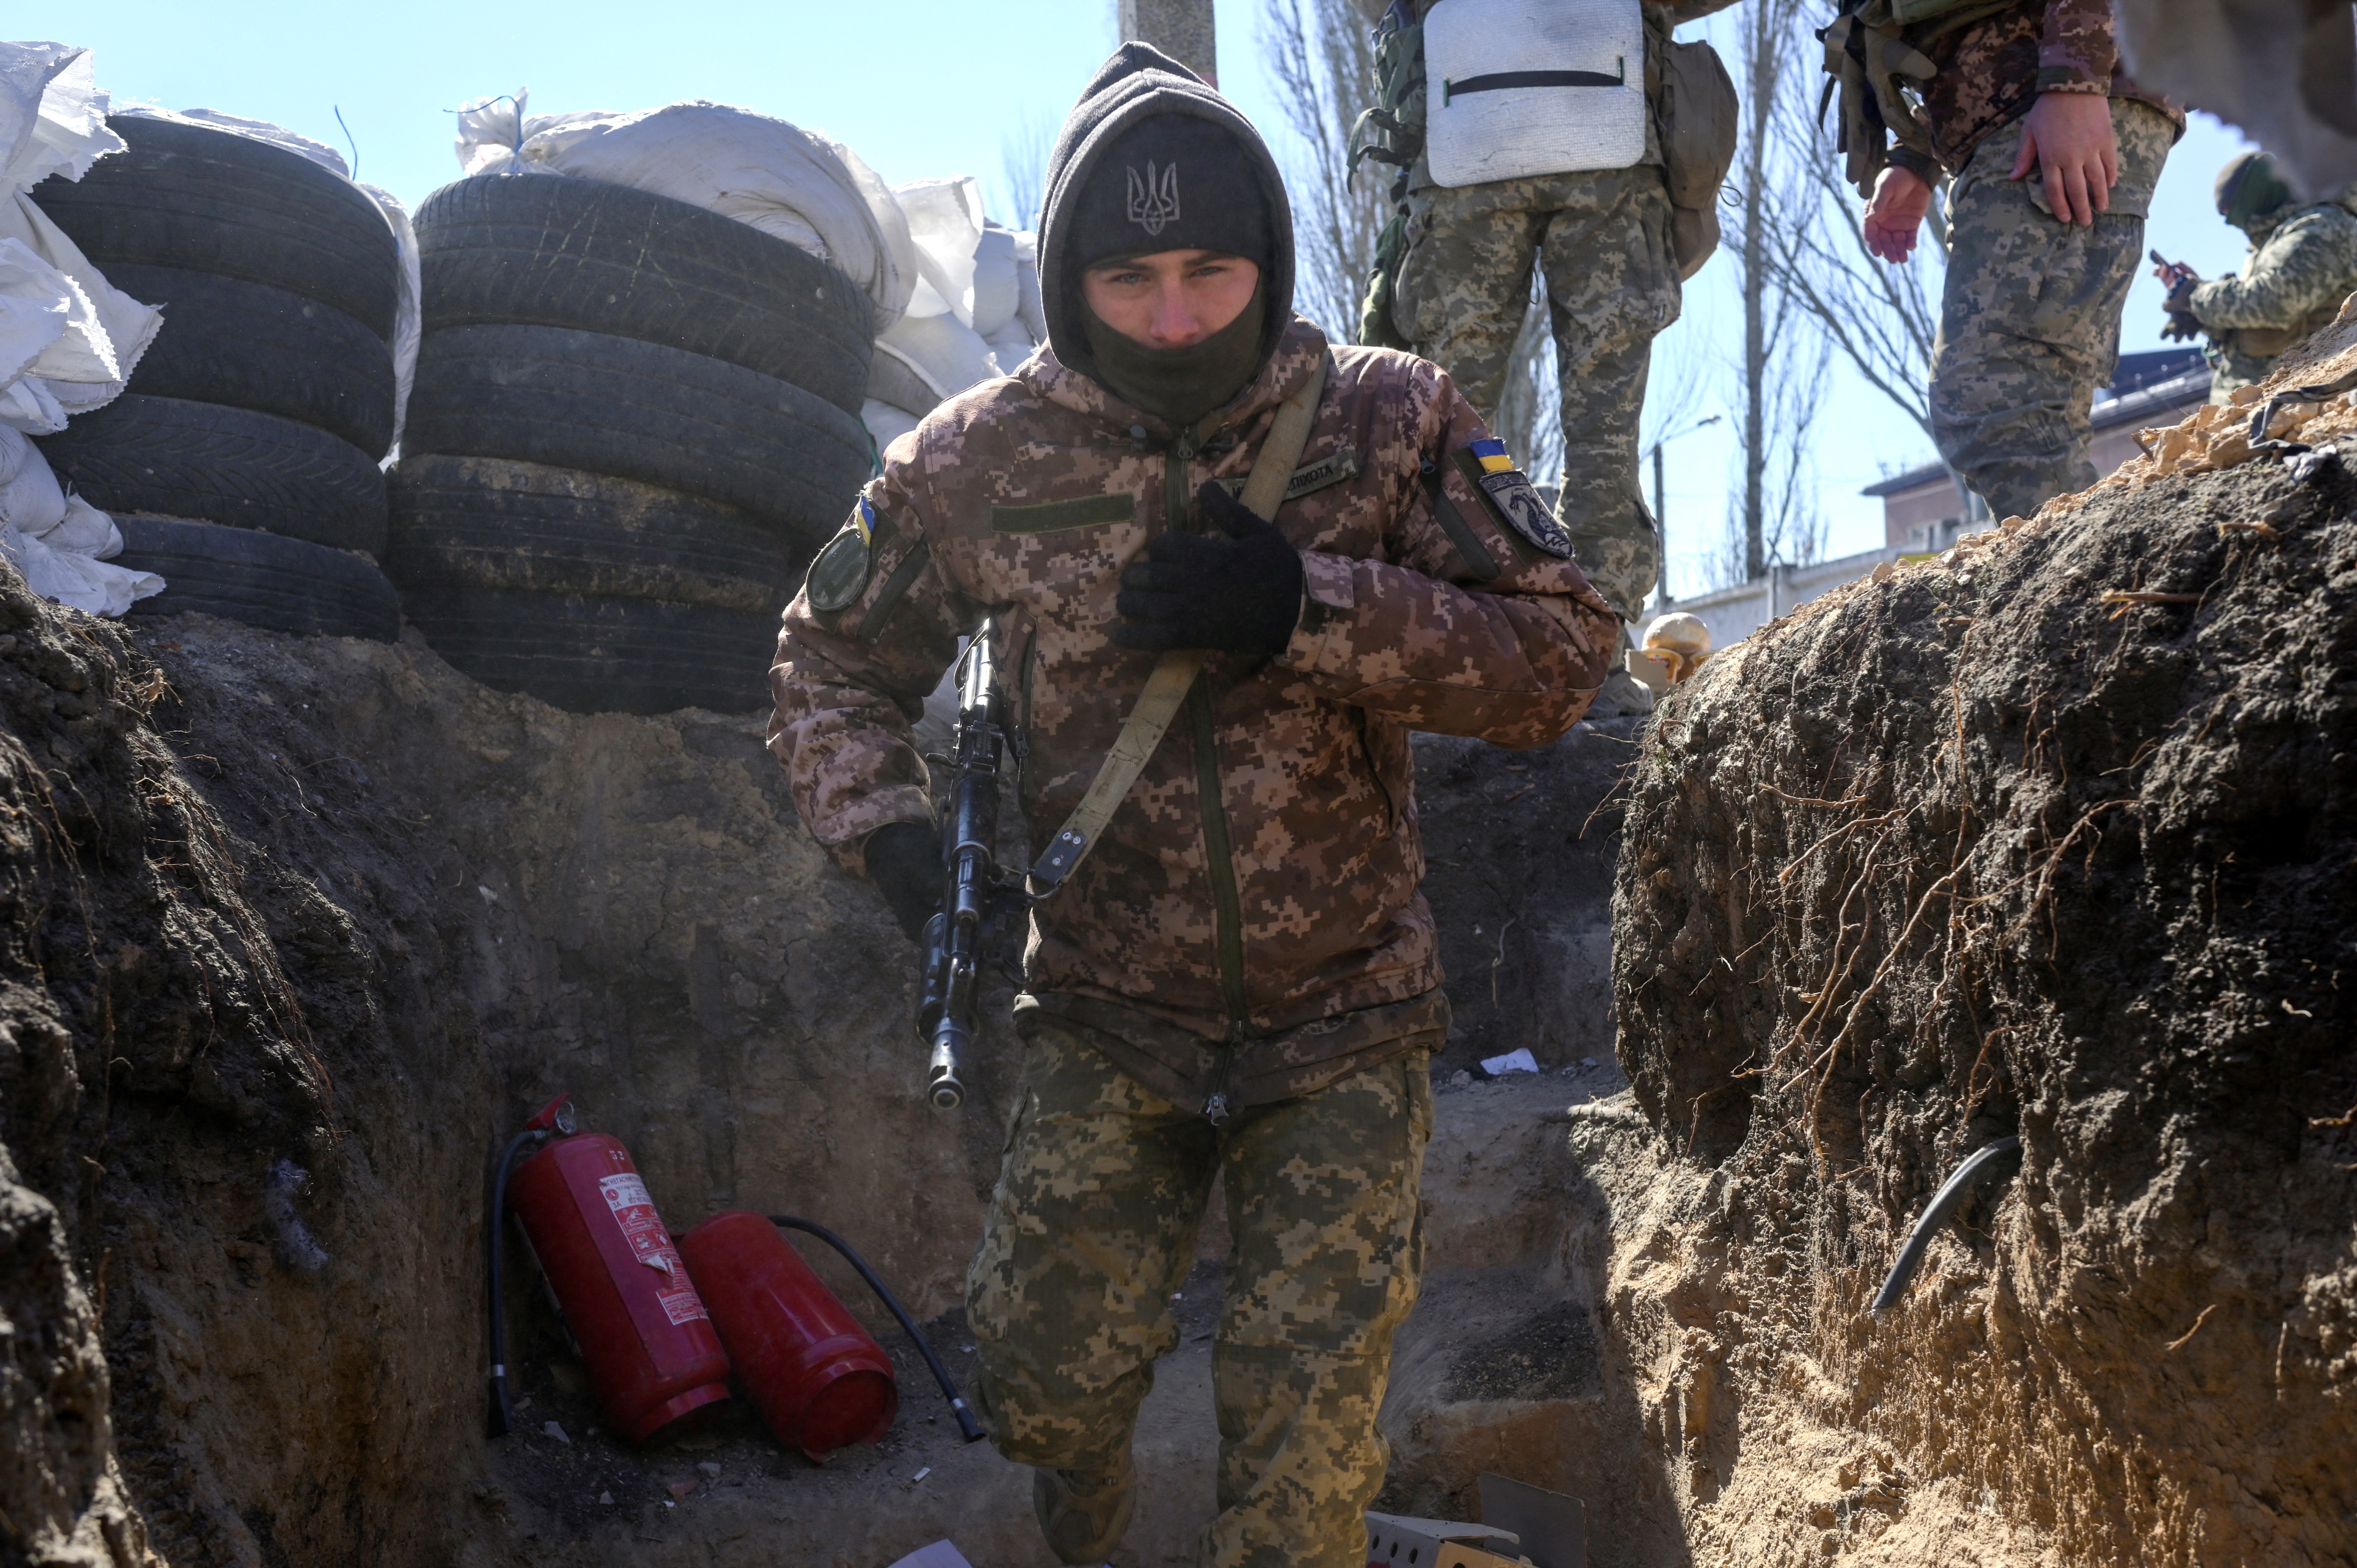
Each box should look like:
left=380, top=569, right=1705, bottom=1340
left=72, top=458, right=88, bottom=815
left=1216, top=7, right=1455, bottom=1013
left=1480, top=1048, right=1540, bottom=1075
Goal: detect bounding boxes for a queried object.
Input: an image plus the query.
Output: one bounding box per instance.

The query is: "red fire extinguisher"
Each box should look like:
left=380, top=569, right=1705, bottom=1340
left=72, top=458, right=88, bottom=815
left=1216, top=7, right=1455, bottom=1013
left=488, top=1095, right=731, bottom=1444
left=678, top=1212, right=896, bottom=1457
left=679, top=1213, right=985, bottom=1457
left=487, top=1097, right=985, bottom=1457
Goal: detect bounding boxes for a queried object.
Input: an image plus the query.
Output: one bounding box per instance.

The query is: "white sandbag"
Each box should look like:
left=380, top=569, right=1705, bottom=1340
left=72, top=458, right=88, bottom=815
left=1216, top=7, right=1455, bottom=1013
left=860, top=397, right=921, bottom=453
left=0, top=522, right=160, bottom=616
left=985, top=320, right=1038, bottom=377
left=456, top=94, right=918, bottom=328
left=0, top=426, right=158, bottom=616
left=367, top=184, right=422, bottom=455
left=896, top=176, right=988, bottom=325
left=117, top=106, right=422, bottom=459
left=971, top=222, right=1019, bottom=338
left=1012, top=229, right=1047, bottom=346
left=0, top=418, right=64, bottom=530
left=879, top=310, right=1002, bottom=401
left=121, top=105, right=345, bottom=170
left=0, top=235, right=115, bottom=389
left=0, top=245, right=67, bottom=389
left=1424, top=0, right=1646, bottom=187
left=0, top=44, right=160, bottom=429
left=1, top=44, right=122, bottom=191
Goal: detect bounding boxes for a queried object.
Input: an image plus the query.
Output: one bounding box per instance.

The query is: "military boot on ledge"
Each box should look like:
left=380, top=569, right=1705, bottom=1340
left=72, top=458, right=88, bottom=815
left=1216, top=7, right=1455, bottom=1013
left=1033, top=1448, right=1135, bottom=1564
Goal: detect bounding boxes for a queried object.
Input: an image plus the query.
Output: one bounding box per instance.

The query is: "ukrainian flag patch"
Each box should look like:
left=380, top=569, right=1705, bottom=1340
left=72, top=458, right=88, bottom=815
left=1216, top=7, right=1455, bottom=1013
left=806, top=496, right=878, bottom=613
left=1454, top=441, right=1574, bottom=560
left=1469, top=437, right=1518, bottom=475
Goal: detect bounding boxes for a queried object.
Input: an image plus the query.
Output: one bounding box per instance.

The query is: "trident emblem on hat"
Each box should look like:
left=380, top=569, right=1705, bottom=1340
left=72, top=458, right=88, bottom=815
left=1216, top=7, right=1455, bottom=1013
left=1126, top=161, right=1180, bottom=236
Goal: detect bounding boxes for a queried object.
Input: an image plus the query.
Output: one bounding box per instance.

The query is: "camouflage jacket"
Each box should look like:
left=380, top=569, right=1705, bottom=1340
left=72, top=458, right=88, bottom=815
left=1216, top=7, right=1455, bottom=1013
left=2192, top=201, right=2357, bottom=360
left=1886, top=0, right=2179, bottom=178
left=769, top=318, right=1617, bottom=1111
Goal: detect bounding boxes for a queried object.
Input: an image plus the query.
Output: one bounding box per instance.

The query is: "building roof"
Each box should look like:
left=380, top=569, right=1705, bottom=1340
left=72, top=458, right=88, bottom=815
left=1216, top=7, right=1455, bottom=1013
left=1859, top=349, right=2212, bottom=498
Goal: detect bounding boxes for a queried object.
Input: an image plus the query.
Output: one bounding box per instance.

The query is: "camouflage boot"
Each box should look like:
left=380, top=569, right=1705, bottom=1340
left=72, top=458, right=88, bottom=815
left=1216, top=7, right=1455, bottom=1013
left=1032, top=1448, right=1135, bottom=1564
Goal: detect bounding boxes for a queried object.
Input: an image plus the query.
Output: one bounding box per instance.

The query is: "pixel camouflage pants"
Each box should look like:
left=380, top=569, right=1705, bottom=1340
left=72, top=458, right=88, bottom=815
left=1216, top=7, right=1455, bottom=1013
left=966, top=1020, right=1432, bottom=1568
left=1393, top=162, right=1681, bottom=622
left=1930, top=98, right=2177, bottom=522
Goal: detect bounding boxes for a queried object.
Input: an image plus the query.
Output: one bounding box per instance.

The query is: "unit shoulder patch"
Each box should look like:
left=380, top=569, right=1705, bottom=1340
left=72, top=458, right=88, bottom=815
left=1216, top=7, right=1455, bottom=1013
left=806, top=496, right=879, bottom=613
left=1457, top=440, right=1572, bottom=559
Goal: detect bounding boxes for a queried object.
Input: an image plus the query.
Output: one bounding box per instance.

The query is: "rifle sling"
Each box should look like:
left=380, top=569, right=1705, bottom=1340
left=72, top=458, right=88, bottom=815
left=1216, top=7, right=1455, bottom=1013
left=1028, top=356, right=1330, bottom=894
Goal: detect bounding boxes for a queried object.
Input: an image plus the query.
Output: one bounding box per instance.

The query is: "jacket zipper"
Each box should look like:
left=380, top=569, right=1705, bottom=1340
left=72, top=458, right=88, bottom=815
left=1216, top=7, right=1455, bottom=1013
left=1168, top=425, right=1250, bottom=1124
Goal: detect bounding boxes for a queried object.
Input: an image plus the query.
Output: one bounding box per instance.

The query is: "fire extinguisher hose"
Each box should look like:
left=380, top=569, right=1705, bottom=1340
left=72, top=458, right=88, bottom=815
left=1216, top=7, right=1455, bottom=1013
left=769, top=1215, right=988, bottom=1444
left=486, top=1128, right=545, bottom=1438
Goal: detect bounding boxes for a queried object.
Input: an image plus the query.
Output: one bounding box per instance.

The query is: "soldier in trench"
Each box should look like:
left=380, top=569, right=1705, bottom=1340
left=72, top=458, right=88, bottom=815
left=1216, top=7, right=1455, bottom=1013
left=2156, top=150, right=2357, bottom=403
left=1352, top=0, right=1738, bottom=636
left=768, top=43, right=1617, bottom=1568
left=1830, top=0, right=2183, bottom=523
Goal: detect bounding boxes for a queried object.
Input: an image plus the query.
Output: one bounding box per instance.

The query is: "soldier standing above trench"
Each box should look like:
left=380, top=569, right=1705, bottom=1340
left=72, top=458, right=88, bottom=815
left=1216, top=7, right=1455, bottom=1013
left=1826, top=0, right=2183, bottom=522
left=2156, top=150, right=2357, bottom=403
left=1350, top=0, right=1739, bottom=634
left=768, top=42, right=1617, bottom=1568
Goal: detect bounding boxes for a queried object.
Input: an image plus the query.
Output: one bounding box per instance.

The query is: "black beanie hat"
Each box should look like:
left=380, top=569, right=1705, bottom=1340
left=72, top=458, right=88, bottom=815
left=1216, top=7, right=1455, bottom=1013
left=1064, top=114, right=1273, bottom=272
left=1037, top=42, right=1297, bottom=399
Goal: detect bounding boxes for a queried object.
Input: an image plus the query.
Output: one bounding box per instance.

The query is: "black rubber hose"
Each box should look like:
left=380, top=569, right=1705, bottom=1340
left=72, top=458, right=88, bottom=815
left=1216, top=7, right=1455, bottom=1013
left=485, top=1128, right=544, bottom=1437
left=769, top=1215, right=986, bottom=1443
left=1870, top=1135, right=2022, bottom=1316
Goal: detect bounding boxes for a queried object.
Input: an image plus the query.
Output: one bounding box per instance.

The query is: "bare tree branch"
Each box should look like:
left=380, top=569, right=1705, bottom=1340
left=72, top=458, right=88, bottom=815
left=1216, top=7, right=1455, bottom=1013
left=1260, top=0, right=1387, bottom=339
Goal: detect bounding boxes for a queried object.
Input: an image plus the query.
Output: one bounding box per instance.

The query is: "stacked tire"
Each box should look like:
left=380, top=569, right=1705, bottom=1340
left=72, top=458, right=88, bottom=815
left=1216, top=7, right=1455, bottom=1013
left=30, top=115, right=401, bottom=640
left=396, top=175, right=875, bottom=715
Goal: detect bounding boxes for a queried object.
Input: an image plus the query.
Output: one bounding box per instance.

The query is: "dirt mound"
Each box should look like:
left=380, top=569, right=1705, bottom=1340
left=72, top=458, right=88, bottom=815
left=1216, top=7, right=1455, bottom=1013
left=1610, top=432, right=2356, bottom=1560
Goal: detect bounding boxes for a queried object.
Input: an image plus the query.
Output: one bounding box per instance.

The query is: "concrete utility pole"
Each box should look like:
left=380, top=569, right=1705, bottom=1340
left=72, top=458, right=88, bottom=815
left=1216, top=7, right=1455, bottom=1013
left=1118, top=0, right=1218, bottom=86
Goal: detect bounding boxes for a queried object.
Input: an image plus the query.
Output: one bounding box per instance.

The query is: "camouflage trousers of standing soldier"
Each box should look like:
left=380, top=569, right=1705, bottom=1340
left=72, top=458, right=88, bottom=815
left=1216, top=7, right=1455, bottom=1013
left=1930, top=98, right=2177, bottom=522
left=966, top=1017, right=1433, bottom=1568
left=1392, top=162, right=1680, bottom=621
left=2207, top=344, right=2277, bottom=404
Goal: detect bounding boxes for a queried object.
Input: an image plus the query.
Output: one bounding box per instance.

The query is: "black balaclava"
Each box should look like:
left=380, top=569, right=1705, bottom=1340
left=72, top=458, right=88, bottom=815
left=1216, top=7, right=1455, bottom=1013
left=2217, top=150, right=2297, bottom=238
left=1038, top=43, right=1297, bottom=420
left=1082, top=282, right=1269, bottom=427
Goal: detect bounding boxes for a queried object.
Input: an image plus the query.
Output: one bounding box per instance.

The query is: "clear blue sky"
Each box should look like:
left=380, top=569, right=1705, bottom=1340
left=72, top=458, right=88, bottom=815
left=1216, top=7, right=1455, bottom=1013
left=48, top=2, right=2259, bottom=592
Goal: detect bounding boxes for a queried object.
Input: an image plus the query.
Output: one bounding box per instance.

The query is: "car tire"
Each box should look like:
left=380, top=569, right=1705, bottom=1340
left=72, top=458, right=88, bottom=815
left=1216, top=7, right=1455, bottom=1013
left=114, top=514, right=398, bottom=641
left=108, top=264, right=396, bottom=457
left=416, top=173, right=874, bottom=413
left=400, top=584, right=779, bottom=715
left=403, top=324, right=866, bottom=553
left=387, top=454, right=804, bottom=616
left=35, top=395, right=389, bottom=554
left=33, top=114, right=400, bottom=342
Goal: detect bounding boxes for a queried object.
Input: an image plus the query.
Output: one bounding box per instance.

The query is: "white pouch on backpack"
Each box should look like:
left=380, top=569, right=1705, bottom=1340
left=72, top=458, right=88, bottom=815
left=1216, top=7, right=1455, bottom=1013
left=1424, top=0, right=1647, bottom=188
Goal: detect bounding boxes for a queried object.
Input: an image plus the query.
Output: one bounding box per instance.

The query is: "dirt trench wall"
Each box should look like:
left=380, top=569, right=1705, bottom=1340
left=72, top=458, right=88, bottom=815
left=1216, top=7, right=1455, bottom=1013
left=1609, top=443, right=2357, bottom=1563
left=0, top=575, right=492, bottom=1568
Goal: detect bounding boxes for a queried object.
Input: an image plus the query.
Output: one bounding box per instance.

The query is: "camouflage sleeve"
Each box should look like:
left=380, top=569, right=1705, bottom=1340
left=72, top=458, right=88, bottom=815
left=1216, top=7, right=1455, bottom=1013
left=1274, top=363, right=1618, bottom=748
left=767, top=465, right=975, bottom=876
left=2191, top=210, right=2357, bottom=331
left=2036, top=0, right=2117, bottom=93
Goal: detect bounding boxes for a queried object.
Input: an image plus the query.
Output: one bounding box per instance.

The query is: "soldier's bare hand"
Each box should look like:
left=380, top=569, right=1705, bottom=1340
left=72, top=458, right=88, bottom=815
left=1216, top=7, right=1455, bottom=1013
left=2012, top=90, right=2118, bottom=226
left=1862, top=166, right=1933, bottom=264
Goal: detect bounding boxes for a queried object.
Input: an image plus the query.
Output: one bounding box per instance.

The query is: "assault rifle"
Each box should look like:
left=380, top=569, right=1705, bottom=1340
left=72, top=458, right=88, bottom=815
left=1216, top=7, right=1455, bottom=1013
left=916, top=628, right=1023, bottom=1111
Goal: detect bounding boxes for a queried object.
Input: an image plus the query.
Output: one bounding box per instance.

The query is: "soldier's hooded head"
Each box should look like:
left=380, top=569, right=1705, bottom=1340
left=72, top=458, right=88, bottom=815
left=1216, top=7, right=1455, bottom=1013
left=2216, top=151, right=2297, bottom=238
left=1039, top=43, right=1296, bottom=426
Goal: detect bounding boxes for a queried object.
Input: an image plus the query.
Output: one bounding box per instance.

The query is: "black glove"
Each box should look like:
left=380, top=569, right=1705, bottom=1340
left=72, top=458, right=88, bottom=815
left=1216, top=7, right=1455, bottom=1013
left=2161, top=310, right=2204, bottom=343
left=865, top=820, right=943, bottom=943
left=2163, top=273, right=2201, bottom=314
left=1112, top=480, right=1306, bottom=657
